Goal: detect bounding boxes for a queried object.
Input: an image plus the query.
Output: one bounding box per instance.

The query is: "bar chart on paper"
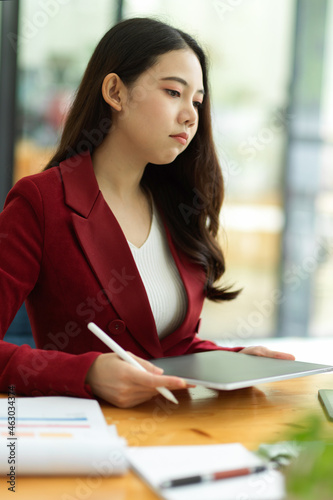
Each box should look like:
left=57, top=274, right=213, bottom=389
left=0, top=396, right=127, bottom=475
left=1, top=413, right=91, bottom=439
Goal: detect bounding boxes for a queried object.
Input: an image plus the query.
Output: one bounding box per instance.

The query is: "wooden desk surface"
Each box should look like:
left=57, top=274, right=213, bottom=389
left=1, top=373, right=333, bottom=500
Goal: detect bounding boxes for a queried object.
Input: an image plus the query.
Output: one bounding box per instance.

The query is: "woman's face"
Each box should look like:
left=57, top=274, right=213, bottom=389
left=115, top=49, right=205, bottom=166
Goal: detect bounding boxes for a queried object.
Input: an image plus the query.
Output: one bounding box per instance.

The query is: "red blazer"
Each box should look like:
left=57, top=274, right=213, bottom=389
left=0, top=151, right=241, bottom=398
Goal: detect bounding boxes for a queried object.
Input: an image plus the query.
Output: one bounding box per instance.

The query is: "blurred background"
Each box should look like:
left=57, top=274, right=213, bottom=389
left=1, top=0, right=332, bottom=348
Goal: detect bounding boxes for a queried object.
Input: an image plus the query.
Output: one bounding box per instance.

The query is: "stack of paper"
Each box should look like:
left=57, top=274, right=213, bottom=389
left=127, top=443, right=285, bottom=500
left=0, top=396, right=127, bottom=476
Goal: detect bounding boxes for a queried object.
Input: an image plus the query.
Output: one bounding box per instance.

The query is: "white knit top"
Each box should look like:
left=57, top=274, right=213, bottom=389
left=127, top=201, right=187, bottom=339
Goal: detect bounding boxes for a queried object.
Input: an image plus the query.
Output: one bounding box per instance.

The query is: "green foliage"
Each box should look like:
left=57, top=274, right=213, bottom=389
left=283, top=416, right=333, bottom=500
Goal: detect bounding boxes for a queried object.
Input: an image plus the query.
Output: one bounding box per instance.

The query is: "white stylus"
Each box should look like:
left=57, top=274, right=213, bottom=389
left=87, top=322, right=179, bottom=404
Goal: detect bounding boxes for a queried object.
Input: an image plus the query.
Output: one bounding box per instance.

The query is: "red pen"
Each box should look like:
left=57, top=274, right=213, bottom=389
left=159, top=465, right=268, bottom=489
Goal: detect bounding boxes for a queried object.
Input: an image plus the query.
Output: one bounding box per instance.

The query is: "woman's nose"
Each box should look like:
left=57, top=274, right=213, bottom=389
left=178, top=103, right=198, bottom=127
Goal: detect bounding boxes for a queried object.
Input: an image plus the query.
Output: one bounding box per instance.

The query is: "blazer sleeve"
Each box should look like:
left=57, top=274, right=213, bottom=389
left=0, top=178, right=99, bottom=398
left=179, top=319, right=244, bottom=354
left=184, top=337, right=244, bottom=354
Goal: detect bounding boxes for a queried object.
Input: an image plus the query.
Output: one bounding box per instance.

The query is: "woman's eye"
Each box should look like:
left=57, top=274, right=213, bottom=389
left=193, top=101, right=203, bottom=109
left=166, top=89, right=181, bottom=98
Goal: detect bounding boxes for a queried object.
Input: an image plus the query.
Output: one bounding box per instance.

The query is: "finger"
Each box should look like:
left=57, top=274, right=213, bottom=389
left=129, top=353, right=164, bottom=374
left=268, top=350, right=295, bottom=360
left=107, top=387, right=158, bottom=408
left=240, top=346, right=268, bottom=356
left=252, top=347, right=295, bottom=360
left=250, top=347, right=276, bottom=357
left=125, top=365, right=187, bottom=390
left=240, top=346, right=295, bottom=360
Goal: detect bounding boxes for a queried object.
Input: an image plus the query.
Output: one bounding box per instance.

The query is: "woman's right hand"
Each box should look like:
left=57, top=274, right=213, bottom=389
left=85, top=352, right=187, bottom=408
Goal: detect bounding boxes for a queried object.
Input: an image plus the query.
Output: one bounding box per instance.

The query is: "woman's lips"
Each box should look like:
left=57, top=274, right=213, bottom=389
left=170, top=134, right=188, bottom=145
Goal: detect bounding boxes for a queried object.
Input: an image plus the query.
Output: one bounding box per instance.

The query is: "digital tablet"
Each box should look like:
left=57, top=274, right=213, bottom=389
left=150, top=350, right=333, bottom=390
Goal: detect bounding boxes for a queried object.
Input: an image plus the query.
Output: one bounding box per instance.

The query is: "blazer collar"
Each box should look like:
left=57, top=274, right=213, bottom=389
left=60, top=150, right=100, bottom=218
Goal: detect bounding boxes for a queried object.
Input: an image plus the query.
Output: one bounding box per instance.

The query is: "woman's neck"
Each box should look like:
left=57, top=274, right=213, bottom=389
left=92, top=133, right=146, bottom=204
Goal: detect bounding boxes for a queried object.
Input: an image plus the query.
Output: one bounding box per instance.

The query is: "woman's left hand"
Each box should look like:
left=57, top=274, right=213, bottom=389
left=239, top=345, right=295, bottom=360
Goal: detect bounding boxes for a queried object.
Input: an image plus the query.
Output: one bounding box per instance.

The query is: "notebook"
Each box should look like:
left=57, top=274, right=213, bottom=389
left=0, top=396, right=127, bottom=475
left=127, top=443, right=285, bottom=500
left=150, top=350, right=333, bottom=390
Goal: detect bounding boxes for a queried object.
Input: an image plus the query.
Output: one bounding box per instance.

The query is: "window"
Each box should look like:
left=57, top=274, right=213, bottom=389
left=310, top=0, right=333, bottom=336
left=14, top=0, right=118, bottom=181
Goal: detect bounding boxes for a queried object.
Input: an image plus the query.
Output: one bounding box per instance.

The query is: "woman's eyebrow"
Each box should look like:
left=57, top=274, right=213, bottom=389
left=160, top=76, right=205, bottom=96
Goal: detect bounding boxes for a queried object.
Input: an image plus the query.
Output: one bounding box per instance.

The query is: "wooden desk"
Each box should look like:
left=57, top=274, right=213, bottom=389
left=1, top=373, right=333, bottom=500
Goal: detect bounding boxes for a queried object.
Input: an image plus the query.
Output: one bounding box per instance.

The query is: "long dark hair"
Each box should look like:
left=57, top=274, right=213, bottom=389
left=45, top=17, right=239, bottom=301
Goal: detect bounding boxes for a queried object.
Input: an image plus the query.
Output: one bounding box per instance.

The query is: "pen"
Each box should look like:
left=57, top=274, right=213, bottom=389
left=159, top=465, right=268, bottom=489
left=87, top=322, right=178, bottom=404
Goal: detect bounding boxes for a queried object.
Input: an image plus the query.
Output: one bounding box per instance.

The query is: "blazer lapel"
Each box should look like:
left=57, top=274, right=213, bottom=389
left=160, top=220, right=206, bottom=353
left=60, top=152, right=163, bottom=358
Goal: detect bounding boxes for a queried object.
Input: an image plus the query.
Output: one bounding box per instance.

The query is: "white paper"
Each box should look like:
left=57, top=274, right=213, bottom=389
left=127, top=443, right=285, bottom=500
left=0, top=396, right=127, bottom=475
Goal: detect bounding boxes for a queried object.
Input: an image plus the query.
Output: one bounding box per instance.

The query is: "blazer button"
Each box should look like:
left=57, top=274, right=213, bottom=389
left=47, top=390, right=59, bottom=396
left=31, top=389, right=44, bottom=396
left=108, top=319, right=126, bottom=335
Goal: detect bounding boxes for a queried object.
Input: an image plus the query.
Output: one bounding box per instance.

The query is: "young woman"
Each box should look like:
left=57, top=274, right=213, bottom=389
left=0, top=18, right=294, bottom=408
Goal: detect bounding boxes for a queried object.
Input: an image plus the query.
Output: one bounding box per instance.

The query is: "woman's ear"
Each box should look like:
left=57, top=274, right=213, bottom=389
left=101, top=73, right=125, bottom=111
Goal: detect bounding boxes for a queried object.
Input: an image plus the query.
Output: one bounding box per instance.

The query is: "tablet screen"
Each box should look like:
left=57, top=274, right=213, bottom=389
left=151, top=350, right=333, bottom=390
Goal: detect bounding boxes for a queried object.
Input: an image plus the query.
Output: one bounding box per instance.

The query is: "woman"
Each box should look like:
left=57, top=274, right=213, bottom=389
left=0, top=17, right=294, bottom=408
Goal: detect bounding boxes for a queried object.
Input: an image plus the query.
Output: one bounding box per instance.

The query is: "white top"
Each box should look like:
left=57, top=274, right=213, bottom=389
left=127, top=201, right=187, bottom=339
